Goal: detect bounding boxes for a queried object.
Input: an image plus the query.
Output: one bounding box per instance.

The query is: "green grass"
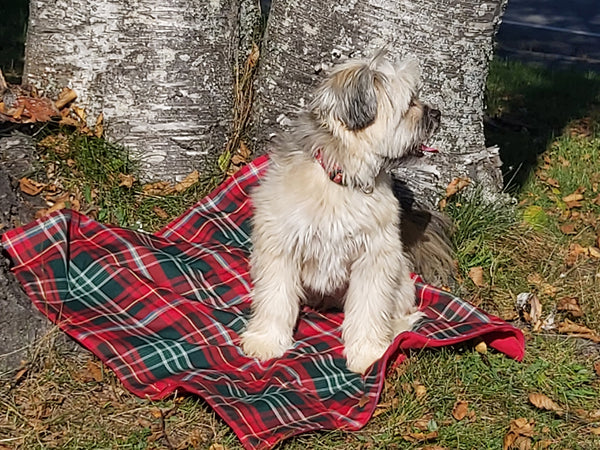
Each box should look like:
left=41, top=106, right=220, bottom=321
left=2, top=60, right=600, bottom=449
left=30, top=128, right=222, bottom=232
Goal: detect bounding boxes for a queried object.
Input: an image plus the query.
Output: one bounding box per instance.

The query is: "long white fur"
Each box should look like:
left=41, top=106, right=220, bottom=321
left=241, top=55, right=431, bottom=374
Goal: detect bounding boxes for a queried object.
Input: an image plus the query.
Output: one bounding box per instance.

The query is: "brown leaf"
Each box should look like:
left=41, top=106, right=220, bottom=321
left=565, top=243, right=589, bottom=267
left=118, top=173, right=136, bottom=188
left=445, top=177, right=470, bottom=198
left=413, top=382, right=427, bottom=400
left=452, top=400, right=469, bottom=421
left=402, top=431, right=439, bottom=442
left=86, top=360, right=104, bottom=382
left=143, top=181, right=175, bottom=196
left=528, top=393, right=563, bottom=415
left=560, top=223, right=577, bottom=235
left=152, top=206, right=169, bottom=220
left=247, top=42, right=260, bottom=69
left=412, top=413, right=433, bottom=431
left=54, top=87, right=77, bottom=109
left=558, top=319, right=600, bottom=343
left=589, top=247, right=600, bottom=259
left=565, top=200, right=583, bottom=209
left=357, top=395, right=370, bottom=408
left=94, top=112, right=104, bottom=138
left=589, top=427, right=600, bottom=435
left=503, top=418, right=535, bottom=450
left=468, top=266, right=485, bottom=287
left=72, top=105, right=87, bottom=123
left=545, top=178, right=560, bottom=188
left=594, top=361, right=600, bottom=377
left=557, top=297, right=583, bottom=317
left=239, top=140, right=251, bottom=159
left=529, top=294, right=542, bottom=329
left=19, top=177, right=46, bottom=196
left=174, top=170, right=199, bottom=192
left=563, top=193, right=584, bottom=203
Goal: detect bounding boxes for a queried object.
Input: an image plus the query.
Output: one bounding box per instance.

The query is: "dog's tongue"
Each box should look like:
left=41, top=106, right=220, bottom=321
left=420, top=144, right=439, bottom=153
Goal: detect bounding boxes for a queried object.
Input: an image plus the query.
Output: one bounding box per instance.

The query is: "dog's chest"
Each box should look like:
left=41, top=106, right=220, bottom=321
left=297, top=198, right=383, bottom=296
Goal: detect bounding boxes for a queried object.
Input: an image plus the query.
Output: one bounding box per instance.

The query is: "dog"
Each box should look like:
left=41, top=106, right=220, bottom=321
left=241, top=52, right=443, bottom=374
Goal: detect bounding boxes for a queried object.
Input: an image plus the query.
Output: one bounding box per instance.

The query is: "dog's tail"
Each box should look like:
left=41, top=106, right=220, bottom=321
left=394, top=179, right=456, bottom=286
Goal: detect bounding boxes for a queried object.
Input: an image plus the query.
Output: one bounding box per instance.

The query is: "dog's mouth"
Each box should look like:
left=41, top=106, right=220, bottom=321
left=420, top=144, right=438, bottom=154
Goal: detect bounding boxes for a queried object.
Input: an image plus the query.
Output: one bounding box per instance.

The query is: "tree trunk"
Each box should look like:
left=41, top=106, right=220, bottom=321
left=253, top=0, right=507, bottom=199
left=24, top=0, right=257, bottom=181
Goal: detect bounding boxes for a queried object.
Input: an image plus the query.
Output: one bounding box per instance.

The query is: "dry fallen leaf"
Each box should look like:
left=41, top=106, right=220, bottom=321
left=247, top=42, right=260, bottom=69
left=152, top=206, right=169, bottom=220
left=452, top=400, right=469, bottom=421
left=118, top=173, right=136, bottom=188
left=445, top=177, right=471, bottom=198
left=528, top=393, right=563, bottom=415
left=414, top=382, right=427, bottom=400
left=560, top=223, right=577, bottom=235
left=357, top=395, right=370, bottom=408
left=86, top=360, right=104, bottom=382
left=558, top=319, right=600, bottom=343
left=94, top=112, right=104, bottom=138
left=54, top=87, right=77, bottom=109
left=19, top=177, right=46, bottom=196
left=589, top=427, right=600, bottom=436
left=589, top=247, right=600, bottom=259
left=562, top=193, right=584, bottom=203
left=175, top=170, right=199, bottom=192
left=475, top=341, right=488, bottom=355
left=565, top=243, right=588, bottom=267
left=545, top=177, right=560, bottom=188
left=468, top=266, right=485, bottom=287
left=143, top=181, right=175, bottom=196
left=594, top=361, right=600, bottom=377
left=402, top=431, right=439, bottom=443
left=556, top=297, right=583, bottom=317
left=503, top=418, right=535, bottom=450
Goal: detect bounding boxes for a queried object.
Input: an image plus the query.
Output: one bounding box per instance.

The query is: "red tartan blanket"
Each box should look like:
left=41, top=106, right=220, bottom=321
left=1, top=154, right=524, bottom=450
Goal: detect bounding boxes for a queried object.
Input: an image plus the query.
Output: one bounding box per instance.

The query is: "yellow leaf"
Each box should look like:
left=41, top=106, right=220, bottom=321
left=475, top=341, right=488, bottom=354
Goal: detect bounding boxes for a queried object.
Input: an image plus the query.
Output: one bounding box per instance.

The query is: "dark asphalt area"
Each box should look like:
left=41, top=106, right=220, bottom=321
left=496, top=0, right=600, bottom=71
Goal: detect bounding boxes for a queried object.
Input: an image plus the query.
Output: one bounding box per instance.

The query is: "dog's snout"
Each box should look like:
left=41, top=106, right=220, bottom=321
left=423, top=105, right=441, bottom=132
left=429, top=108, right=441, bottom=122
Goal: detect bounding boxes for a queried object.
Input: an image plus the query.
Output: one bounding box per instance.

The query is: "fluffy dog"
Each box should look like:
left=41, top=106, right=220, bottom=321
left=241, top=53, right=442, bottom=374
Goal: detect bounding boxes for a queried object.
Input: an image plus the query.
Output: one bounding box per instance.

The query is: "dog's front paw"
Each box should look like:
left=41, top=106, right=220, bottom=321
left=240, top=328, right=292, bottom=361
left=344, top=341, right=389, bottom=374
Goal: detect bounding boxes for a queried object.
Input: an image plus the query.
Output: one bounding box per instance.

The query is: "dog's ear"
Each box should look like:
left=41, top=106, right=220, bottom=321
left=333, top=66, right=378, bottom=131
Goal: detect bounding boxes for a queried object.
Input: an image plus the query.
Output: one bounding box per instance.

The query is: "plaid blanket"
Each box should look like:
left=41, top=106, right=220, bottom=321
left=1, top=154, right=524, bottom=450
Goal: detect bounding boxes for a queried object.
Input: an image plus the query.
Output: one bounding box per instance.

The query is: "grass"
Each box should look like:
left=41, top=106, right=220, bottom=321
left=27, top=127, right=222, bottom=232
left=2, top=59, right=600, bottom=449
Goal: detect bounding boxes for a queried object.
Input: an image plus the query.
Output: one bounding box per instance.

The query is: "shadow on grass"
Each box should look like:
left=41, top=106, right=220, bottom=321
left=485, top=58, right=600, bottom=192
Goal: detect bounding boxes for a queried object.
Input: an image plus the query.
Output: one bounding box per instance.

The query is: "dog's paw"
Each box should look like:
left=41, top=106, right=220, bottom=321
left=240, top=329, right=292, bottom=362
left=344, top=341, right=389, bottom=374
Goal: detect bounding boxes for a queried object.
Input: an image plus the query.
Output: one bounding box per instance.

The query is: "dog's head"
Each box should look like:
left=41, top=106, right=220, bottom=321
left=310, top=53, right=440, bottom=163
